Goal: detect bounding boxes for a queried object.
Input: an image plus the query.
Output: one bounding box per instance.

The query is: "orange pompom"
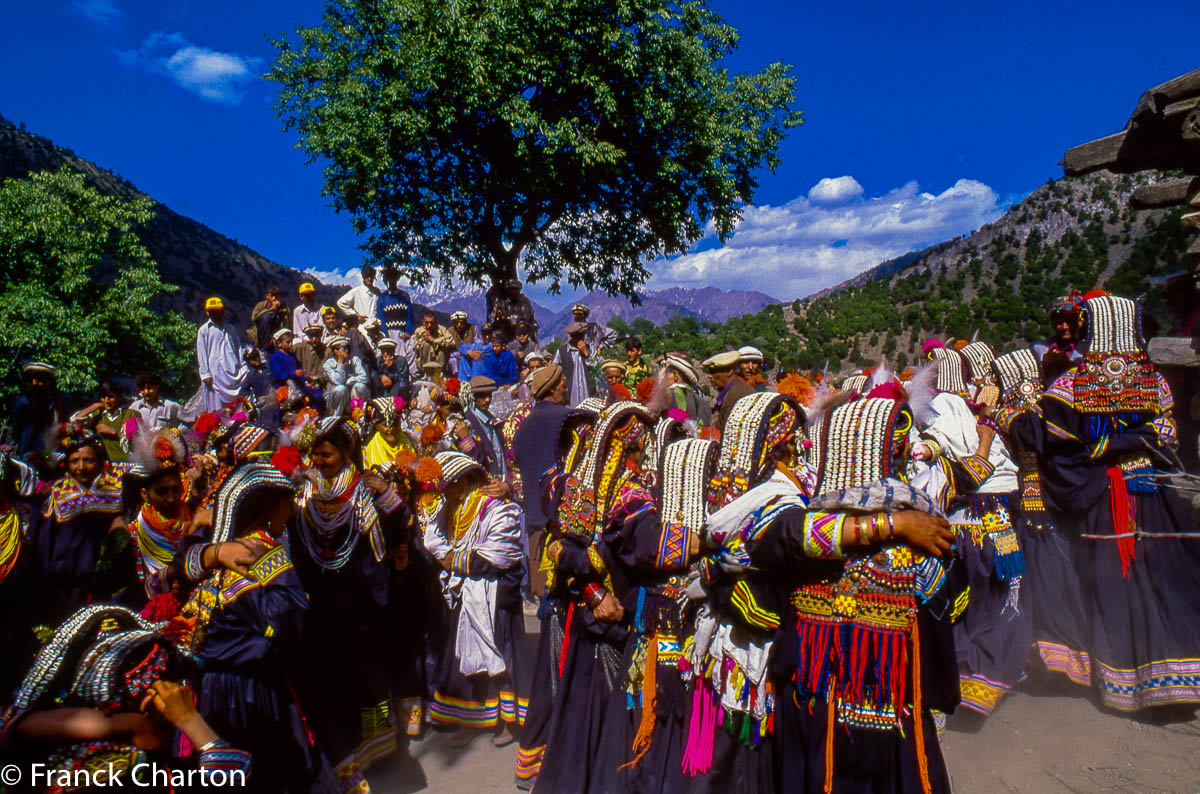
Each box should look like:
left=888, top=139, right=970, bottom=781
left=611, top=384, right=632, bottom=402
left=275, top=386, right=290, bottom=404
left=899, top=368, right=915, bottom=381
left=420, top=419, right=445, bottom=448
left=415, top=456, right=443, bottom=485
left=952, top=339, right=969, bottom=350
left=776, top=373, right=815, bottom=406
left=394, top=449, right=418, bottom=472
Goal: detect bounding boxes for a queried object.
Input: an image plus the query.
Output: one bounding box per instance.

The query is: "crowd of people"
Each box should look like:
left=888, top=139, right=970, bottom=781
left=0, top=274, right=1198, bottom=794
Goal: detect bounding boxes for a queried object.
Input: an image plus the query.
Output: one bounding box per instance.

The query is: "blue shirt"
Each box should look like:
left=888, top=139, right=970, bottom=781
left=457, top=342, right=490, bottom=380
left=482, top=348, right=519, bottom=385
left=269, top=350, right=301, bottom=386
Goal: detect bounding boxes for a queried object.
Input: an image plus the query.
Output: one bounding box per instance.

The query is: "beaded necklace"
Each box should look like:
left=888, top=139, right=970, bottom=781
left=451, top=489, right=485, bottom=543
left=129, top=502, right=192, bottom=587
left=297, top=466, right=383, bottom=569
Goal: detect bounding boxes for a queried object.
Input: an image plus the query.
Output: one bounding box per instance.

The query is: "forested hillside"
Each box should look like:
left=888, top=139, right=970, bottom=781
left=609, top=171, right=1192, bottom=374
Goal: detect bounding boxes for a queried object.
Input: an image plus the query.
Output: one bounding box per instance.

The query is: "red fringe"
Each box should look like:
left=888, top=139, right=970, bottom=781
left=1107, top=465, right=1136, bottom=578
left=559, top=602, right=574, bottom=678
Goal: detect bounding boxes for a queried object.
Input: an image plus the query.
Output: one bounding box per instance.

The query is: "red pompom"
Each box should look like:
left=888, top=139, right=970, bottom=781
left=444, top=378, right=461, bottom=396
left=611, top=384, right=632, bottom=402
left=635, top=378, right=655, bottom=404
left=271, top=445, right=304, bottom=476
left=194, top=413, right=220, bottom=435
left=154, top=437, right=175, bottom=462
left=866, top=382, right=906, bottom=403
left=140, top=592, right=182, bottom=622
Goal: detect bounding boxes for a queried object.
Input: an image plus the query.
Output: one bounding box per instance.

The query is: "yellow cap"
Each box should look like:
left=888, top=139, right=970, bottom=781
left=298, top=282, right=316, bottom=295
left=205, top=297, right=224, bottom=310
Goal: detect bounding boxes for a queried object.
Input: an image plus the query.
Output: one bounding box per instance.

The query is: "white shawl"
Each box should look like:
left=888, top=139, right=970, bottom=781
left=423, top=497, right=525, bottom=677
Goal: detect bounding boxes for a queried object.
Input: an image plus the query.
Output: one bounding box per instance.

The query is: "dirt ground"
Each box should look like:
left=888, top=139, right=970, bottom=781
left=367, top=621, right=1200, bottom=793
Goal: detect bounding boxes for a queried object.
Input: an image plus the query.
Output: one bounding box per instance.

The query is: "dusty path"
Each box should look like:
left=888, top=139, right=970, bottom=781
left=367, top=622, right=1200, bottom=793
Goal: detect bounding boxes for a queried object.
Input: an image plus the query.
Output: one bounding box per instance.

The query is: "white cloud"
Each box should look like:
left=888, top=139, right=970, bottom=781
left=117, top=32, right=262, bottom=106
left=70, top=0, right=121, bottom=24
left=647, top=177, right=1004, bottom=299
left=807, top=175, right=863, bottom=204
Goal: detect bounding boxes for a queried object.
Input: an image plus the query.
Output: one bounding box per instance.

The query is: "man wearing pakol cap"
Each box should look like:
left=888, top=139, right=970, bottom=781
left=486, top=278, right=539, bottom=341
left=268, top=329, right=305, bottom=387
left=564, top=303, right=617, bottom=354
left=292, top=282, right=324, bottom=338
left=293, top=323, right=329, bottom=387
left=738, top=345, right=769, bottom=392
left=336, top=265, right=380, bottom=324
left=10, top=361, right=70, bottom=454
left=663, top=355, right=711, bottom=426
left=372, top=337, right=412, bottom=399
left=196, top=297, right=247, bottom=412
left=322, top=335, right=369, bottom=415
left=703, top=350, right=754, bottom=433
left=447, top=311, right=476, bottom=376
left=553, top=322, right=598, bottom=406
left=454, top=375, right=507, bottom=479
left=599, top=359, right=626, bottom=391
left=512, top=364, right=570, bottom=586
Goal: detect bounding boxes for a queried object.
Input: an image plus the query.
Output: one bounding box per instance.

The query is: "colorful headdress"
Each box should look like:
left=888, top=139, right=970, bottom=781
left=1050, top=289, right=1085, bottom=318
left=559, top=401, right=651, bottom=541
left=576, top=397, right=606, bottom=416
left=813, top=397, right=904, bottom=496
left=209, top=463, right=296, bottom=545
left=228, top=423, right=272, bottom=463
left=367, top=396, right=402, bottom=425
left=709, top=392, right=801, bottom=509
left=840, top=374, right=868, bottom=395
left=1074, top=295, right=1158, bottom=415
left=2, top=605, right=191, bottom=731
left=434, top=450, right=484, bottom=485
left=127, top=425, right=187, bottom=482
left=960, top=341, right=996, bottom=384
left=927, top=346, right=969, bottom=396
left=657, top=438, right=718, bottom=539
left=313, top=415, right=360, bottom=451
left=643, top=414, right=689, bottom=472
left=992, top=349, right=1042, bottom=406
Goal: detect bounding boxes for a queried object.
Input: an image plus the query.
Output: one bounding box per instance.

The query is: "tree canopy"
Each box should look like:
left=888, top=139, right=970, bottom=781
left=268, top=0, right=802, bottom=298
left=0, top=167, right=195, bottom=400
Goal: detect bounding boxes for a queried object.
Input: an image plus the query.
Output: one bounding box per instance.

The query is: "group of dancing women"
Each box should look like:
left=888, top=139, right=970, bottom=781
left=1, top=289, right=1199, bottom=793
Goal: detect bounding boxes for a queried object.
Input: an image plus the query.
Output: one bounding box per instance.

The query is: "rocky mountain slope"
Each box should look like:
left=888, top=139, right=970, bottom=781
left=777, top=169, right=1191, bottom=373
left=0, top=114, right=358, bottom=329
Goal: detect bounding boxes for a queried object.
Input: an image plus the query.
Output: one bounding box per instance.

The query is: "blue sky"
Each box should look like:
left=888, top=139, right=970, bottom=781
left=2, top=0, right=1196, bottom=306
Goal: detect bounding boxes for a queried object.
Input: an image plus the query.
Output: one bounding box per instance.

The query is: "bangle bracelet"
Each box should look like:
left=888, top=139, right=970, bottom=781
left=885, top=512, right=895, bottom=540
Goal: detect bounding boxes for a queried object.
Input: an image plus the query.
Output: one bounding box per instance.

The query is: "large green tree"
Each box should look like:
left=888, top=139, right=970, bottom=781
left=268, top=0, right=801, bottom=298
left=0, top=167, right=195, bottom=400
